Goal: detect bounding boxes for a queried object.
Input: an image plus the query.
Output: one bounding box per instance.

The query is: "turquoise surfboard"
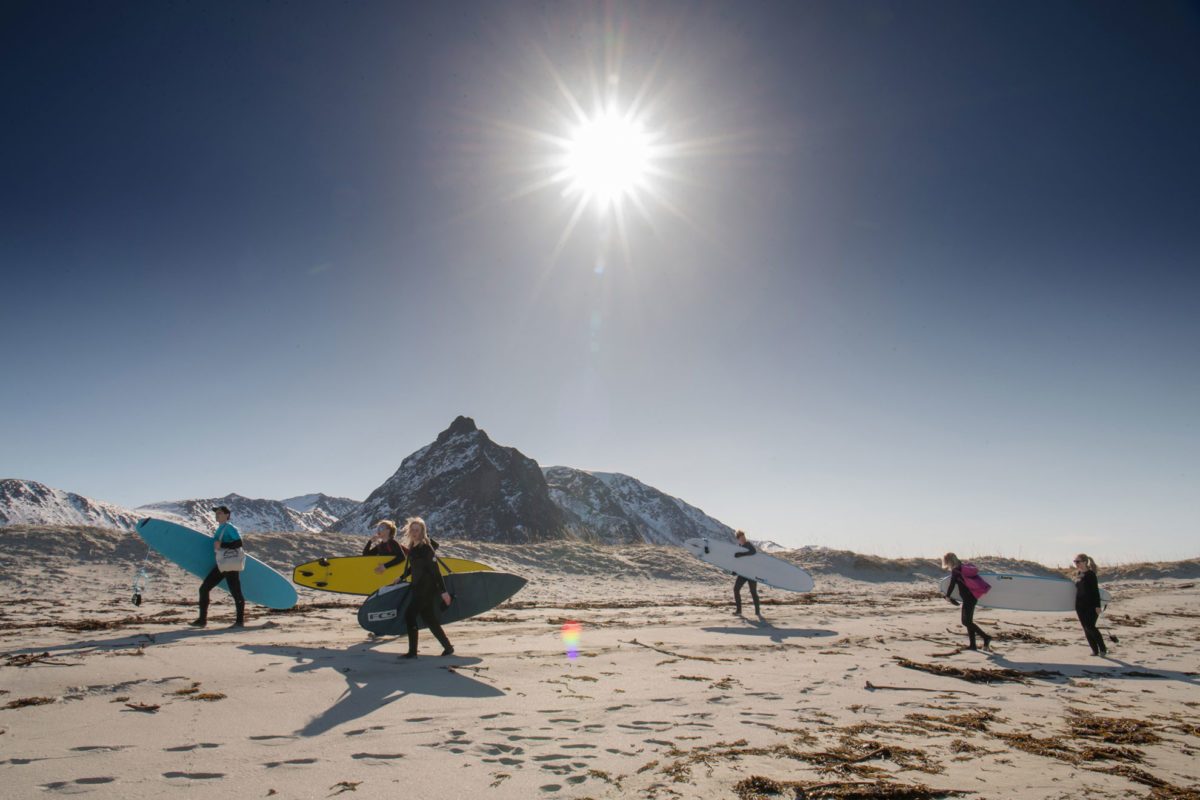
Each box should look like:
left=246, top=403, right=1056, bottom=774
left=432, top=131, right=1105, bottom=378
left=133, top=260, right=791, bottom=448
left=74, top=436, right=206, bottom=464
left=136, top=518, right=297, bottom=610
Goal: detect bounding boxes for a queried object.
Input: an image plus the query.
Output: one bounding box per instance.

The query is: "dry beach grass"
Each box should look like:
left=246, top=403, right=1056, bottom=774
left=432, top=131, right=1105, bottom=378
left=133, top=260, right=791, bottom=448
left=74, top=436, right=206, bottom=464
left=0, top=527, right=1197, bottom=798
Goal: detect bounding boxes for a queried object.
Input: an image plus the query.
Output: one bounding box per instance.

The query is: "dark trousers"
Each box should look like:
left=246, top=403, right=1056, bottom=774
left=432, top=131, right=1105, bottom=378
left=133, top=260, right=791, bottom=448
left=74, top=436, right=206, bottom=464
left=404, top=585, right=451, bottom=654
left=960, top=596, right=988, bottom=648
left=1076, top=606, right=1107, bottom=654
left=734, top=576, right=760, bottom=615
left=198, top=567, right=245, bottom=623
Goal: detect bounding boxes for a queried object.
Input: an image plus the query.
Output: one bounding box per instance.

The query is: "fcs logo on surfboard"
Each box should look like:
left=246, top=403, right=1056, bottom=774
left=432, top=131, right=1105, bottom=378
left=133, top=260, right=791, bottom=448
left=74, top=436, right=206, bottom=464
left=367, top=610, right=397, bottom=622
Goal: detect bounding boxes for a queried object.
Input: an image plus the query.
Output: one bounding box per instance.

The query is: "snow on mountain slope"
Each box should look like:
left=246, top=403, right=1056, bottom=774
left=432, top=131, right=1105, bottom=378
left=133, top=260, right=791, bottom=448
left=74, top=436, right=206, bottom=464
left=0, top=479, right=189, bottom=530
left=136, top=493, right=353, bottom=533
left=543, top=467, right=734, bottom=546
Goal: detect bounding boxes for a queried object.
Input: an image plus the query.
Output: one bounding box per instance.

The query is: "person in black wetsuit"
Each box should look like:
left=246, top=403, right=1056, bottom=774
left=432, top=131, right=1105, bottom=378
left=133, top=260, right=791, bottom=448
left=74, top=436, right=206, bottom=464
left=363, top=520, right=404, bottom=558
left=373, top=517, right=453, bottom=658
left=941, top=553, right=992, bottom=651
left=732, top=530, right=762, bottom=617
left=190, top=505, right=246, bottom=628
left=1073, top=553, right=1108, bottom=656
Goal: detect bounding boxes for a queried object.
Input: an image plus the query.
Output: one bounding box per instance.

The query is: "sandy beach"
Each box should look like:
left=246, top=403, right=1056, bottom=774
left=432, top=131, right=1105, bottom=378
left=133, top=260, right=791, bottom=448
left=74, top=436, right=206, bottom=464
left=2, top=529, right=1198, bottom=799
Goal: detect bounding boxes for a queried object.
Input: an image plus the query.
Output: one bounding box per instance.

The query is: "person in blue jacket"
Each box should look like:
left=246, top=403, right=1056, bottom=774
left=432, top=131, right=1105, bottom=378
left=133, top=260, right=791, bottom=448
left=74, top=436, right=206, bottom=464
left=190, top=505, right=245, bottom=628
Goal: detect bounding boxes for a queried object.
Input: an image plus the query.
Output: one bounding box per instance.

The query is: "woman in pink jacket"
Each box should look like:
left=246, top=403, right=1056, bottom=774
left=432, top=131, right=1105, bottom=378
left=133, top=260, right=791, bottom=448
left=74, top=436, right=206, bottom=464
left=942, top=553, right=992, bottom=651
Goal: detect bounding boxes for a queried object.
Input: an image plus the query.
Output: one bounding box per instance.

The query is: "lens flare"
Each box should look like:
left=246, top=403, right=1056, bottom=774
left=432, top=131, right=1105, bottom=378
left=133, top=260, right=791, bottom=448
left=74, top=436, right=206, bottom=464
left=561, top=620, right=582, bottom=659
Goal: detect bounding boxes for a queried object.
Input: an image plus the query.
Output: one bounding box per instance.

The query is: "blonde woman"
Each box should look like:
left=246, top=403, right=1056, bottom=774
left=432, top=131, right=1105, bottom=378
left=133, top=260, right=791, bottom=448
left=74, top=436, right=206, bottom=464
left=941, top=553, right=992, bottom=651
left=1073, top=554, right=1108, bottom=656
left=374, top=517, right=453, bottom=658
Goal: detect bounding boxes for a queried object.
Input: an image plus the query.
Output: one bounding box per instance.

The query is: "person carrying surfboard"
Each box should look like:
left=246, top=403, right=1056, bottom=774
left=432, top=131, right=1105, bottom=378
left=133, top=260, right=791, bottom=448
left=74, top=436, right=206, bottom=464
left=1073, top=553, right=1108, bottom=657
left=362, top=520, right=404, bottom=557
left=732, top=530, right=762, bottom=617
left=373, top=517, right=454, bottom=658
left=941, top=553, right=992, bottom=651
left=189, top=505, right=246, bottom=628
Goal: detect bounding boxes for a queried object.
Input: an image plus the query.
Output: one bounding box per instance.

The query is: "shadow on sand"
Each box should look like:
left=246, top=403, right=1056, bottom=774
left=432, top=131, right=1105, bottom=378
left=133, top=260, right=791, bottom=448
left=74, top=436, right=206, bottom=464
left=239, top=641, right=505, bottom=737
left=3, top=623, right=279, bottom=656
left=702, top=622, right=837, bottom=645
left=986, top=653, right=1199, bottom=686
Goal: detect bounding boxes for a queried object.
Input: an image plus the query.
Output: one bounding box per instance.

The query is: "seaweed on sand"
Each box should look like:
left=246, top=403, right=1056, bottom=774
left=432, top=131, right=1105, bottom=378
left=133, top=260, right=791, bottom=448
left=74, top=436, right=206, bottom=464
left=1067, top=709, right=1162, bottom=746
left=2, top=696, right=55, bottom=710
left=903, top=710, right=999, bottom=735
left=733, top=775, right=972, bottom=799
left=1093, top=765, right=1200, bottom=800
left=892, top=657, right=1062, bottom=685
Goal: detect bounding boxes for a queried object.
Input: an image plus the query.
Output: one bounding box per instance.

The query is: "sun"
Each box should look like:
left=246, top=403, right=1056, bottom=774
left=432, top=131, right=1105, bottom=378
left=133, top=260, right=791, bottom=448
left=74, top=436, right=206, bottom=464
left=557, top=109, right=656, bottom=214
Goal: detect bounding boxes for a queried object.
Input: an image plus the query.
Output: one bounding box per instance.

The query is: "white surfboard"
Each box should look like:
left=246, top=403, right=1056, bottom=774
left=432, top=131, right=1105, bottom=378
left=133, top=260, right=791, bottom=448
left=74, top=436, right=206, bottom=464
left=683, top=538, right=814, bottom=593
left=938, top=572, right=1112, bottom=612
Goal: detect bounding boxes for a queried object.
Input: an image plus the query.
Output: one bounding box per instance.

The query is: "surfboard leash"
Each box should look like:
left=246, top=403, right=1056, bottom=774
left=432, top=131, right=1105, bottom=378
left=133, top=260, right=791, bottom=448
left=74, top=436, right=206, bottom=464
left=131, top=545, right=153, bottom=606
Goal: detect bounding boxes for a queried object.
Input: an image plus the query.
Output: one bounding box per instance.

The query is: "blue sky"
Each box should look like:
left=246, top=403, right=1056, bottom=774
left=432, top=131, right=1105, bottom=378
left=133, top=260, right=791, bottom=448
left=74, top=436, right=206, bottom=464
left=2, top=1, right=1197, bottom=562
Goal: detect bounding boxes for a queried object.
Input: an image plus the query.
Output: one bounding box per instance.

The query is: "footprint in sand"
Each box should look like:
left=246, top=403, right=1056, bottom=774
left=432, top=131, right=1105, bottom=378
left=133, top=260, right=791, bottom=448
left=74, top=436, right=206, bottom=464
left=343, top=726, right=386, bottom=737
left=351, top=752, right=405, bottom=763
left=262, top=758, right=318, bottom=768
left=405, top=716, right=434, bottom=722
left=480, top=712, right=514, bottom=720
left=539, top=785, right=562, bottom=793
left=162, top=772, right=224, bottom=780
left=41, top=777, right=116, bottom=793
left=162, top=743, right=220, bottom=752
left=69, top=746, right=131, bottom=753
left=605, top=747, right=642, bottom=757
left=480, top=743, right=525, bottom=756
left=248, top=735, right=296, bottom=747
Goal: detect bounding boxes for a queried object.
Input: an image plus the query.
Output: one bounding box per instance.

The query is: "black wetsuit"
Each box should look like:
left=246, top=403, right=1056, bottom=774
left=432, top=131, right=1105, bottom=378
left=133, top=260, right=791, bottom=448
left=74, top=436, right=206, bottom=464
left=362, top=538, right=405, bottom=557
left=384, top=540, right=452, bottom=655
left=946, top=567, right=989, bottom=650
left=733, top=542, right=761, bottom=615
left=1075, top=570, right=1107, bottom=655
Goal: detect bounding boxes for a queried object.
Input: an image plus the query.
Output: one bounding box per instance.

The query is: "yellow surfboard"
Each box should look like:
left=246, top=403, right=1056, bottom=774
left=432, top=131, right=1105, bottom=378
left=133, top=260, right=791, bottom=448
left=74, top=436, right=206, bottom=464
left=292, top=555, right=494, bottom=596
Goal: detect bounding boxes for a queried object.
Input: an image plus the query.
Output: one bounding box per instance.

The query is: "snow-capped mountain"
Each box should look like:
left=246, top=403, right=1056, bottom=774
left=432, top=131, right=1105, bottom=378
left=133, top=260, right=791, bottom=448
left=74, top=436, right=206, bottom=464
left=0, top=479, right=357, bottom=533
left=331, top=416, right=568, bottom=542
left=138, top=493, right=358, bottom=533
left=544, top=467, right=734, bottom=546
left=282, top=493, right=360, bottom=522
left=0, top=479, right=187, bottom=529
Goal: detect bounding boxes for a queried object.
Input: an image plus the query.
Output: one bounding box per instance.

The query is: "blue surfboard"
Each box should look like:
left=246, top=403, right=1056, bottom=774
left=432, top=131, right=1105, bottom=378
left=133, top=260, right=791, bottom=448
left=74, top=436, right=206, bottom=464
left=135, top=518, right=297, bottom=610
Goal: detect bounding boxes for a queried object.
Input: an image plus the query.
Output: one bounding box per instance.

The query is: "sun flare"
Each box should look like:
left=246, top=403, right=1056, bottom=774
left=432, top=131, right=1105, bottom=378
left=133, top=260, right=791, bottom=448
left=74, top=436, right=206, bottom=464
left=558, top=109, right=655, bottom=213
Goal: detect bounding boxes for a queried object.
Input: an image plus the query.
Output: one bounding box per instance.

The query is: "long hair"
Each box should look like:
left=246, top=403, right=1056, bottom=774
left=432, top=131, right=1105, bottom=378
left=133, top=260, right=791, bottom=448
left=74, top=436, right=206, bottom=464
left=1074, top=553, right=1098, bottom=573
left=942, top=552, right=962, bottom=570
left=400, top=516, right=429, bottom=550
left=374, top=520, right=397, bottom=540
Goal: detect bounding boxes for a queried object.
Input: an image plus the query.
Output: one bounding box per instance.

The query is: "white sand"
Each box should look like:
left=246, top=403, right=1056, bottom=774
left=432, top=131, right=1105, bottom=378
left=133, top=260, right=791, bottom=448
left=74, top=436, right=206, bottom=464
left=1, top=530, right=1198, bottom=799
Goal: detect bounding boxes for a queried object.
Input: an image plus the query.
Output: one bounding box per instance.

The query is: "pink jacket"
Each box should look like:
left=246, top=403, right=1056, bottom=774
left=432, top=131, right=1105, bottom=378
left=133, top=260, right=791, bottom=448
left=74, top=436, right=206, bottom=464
left=960, top=564, right=991, bottom=599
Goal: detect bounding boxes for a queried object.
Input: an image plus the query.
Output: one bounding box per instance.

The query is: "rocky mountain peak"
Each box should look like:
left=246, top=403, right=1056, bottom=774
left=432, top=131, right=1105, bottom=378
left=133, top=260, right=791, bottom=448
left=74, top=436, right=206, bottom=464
left=332, top=419, right=566, bottom=542
left=437, top=415, right=479, bottom=444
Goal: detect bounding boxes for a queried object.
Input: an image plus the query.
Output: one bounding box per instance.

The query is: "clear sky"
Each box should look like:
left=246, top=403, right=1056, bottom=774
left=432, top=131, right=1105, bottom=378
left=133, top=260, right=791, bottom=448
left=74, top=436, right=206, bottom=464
left=2, top=1, right=1197, bottom=563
